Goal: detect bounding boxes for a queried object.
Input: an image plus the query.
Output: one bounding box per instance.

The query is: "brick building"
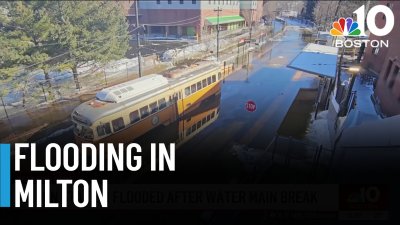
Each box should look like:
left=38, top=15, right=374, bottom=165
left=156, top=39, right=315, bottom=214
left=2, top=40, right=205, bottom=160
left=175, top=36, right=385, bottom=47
left=119, top=1, right=267, bottom=41
left=136, top=0, right=249, bottom=40
left=240, top=0, right=264, bottom=27
left=361, top=1, right=400, bottom=116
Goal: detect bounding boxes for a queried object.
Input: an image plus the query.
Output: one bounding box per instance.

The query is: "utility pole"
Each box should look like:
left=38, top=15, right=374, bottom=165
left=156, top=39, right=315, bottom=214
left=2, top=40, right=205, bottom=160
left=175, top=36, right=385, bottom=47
left=135, top=0, right=142, bottom=77
left=249, top=8, right=255, bottom=49
left=214, top=7, right=222, bottom=61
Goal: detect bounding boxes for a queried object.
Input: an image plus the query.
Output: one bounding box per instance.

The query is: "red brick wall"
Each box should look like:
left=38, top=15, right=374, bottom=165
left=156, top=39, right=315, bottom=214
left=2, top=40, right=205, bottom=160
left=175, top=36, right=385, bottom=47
left=140, top=9, right=201, bottom=26
left=365, top=1, right=400, bottom=116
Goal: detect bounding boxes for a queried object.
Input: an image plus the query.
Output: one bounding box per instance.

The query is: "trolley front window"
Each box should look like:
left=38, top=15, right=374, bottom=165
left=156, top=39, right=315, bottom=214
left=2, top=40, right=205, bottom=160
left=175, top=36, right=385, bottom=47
left=74, top=123, right=94, bottom=140
left=97, top=123, right=112, bottom=137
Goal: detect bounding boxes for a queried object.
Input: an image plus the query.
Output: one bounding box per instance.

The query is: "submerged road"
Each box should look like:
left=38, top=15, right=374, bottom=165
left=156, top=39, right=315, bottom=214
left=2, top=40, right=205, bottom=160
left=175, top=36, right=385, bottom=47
left=137, top=27, right=319, bottom=183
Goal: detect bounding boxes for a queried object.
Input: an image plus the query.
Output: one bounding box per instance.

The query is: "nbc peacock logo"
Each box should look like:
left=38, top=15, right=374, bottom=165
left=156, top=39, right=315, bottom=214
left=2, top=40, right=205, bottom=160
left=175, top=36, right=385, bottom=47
left=330, top=17, right=361, bottom=36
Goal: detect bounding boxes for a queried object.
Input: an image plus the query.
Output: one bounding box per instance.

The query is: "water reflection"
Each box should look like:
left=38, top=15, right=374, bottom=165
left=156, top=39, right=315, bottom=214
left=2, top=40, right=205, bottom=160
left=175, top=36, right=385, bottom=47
left=133, top=87, right=221, bottom=148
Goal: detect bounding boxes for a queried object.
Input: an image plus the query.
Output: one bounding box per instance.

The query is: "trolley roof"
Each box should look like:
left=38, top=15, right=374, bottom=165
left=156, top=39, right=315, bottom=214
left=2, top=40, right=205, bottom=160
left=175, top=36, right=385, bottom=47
left=95, top=75, right=168, bottom=103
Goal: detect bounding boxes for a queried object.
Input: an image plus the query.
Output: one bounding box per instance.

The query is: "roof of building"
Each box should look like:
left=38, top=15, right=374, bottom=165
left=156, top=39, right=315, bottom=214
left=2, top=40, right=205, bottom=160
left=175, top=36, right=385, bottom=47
left=206, top=15, right=244, bottom=25
left=287, top=43, right=338, bottom=78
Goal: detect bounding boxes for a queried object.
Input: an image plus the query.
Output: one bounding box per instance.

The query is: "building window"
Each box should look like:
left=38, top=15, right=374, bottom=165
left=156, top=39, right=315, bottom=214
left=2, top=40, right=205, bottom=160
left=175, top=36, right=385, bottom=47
left=372, top=47, right=379, bottom=55
left=384, top=60, right=393, bottom=80
left=112, top=117, right=125, bottom=132
left=180, top=0, right=184, bottom=4
left=388, top=66, right=399, bottom=89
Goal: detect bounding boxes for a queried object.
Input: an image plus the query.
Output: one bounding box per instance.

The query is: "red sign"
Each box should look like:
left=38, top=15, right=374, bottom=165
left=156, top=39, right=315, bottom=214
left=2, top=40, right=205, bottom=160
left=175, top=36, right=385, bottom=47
left=245, top=100, right=256, bottom=112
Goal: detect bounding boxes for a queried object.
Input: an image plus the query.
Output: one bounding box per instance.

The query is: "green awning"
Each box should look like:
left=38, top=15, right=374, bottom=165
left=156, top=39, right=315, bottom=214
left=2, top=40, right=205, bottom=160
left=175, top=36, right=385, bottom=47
left=206, top=15, right=244, bottom=25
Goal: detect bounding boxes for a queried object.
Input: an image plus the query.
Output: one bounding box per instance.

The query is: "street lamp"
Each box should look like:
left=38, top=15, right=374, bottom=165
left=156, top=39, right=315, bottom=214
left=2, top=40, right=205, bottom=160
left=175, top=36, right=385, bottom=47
left=339, top=65, right=361, bottom=116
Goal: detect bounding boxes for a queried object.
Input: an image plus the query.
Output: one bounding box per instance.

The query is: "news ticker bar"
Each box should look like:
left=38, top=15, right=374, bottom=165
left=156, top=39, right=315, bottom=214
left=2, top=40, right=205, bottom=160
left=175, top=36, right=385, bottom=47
left=0, top=144, right=11, bottom=207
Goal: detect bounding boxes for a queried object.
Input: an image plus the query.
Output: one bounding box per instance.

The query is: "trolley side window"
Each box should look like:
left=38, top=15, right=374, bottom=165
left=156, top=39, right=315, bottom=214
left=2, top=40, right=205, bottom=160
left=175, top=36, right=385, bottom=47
left=150, top=102, right=158, bottom=114
left=191, top=124, right=196, bottom=133
left=202, top=79, right=207, bottom=88
left=97, top=123, right=112, bottom=137
left=218, top=72, right=222, bottom=80
left=184, top=87, right=190, bottom=96
left=197, top=81, right=202, bottom=91
left=140, top=106, right=150, bottom=119
left=158, top=98, right=167, bottom=110
left=112, top=117, right=125, bottom=132
left=129, top=110, right=140, bottom=124
left=212, top=75, right=216, bottom=83
left=191, top=84, right=196, bottom=94
left=207, top=77, right=212, bottom=85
